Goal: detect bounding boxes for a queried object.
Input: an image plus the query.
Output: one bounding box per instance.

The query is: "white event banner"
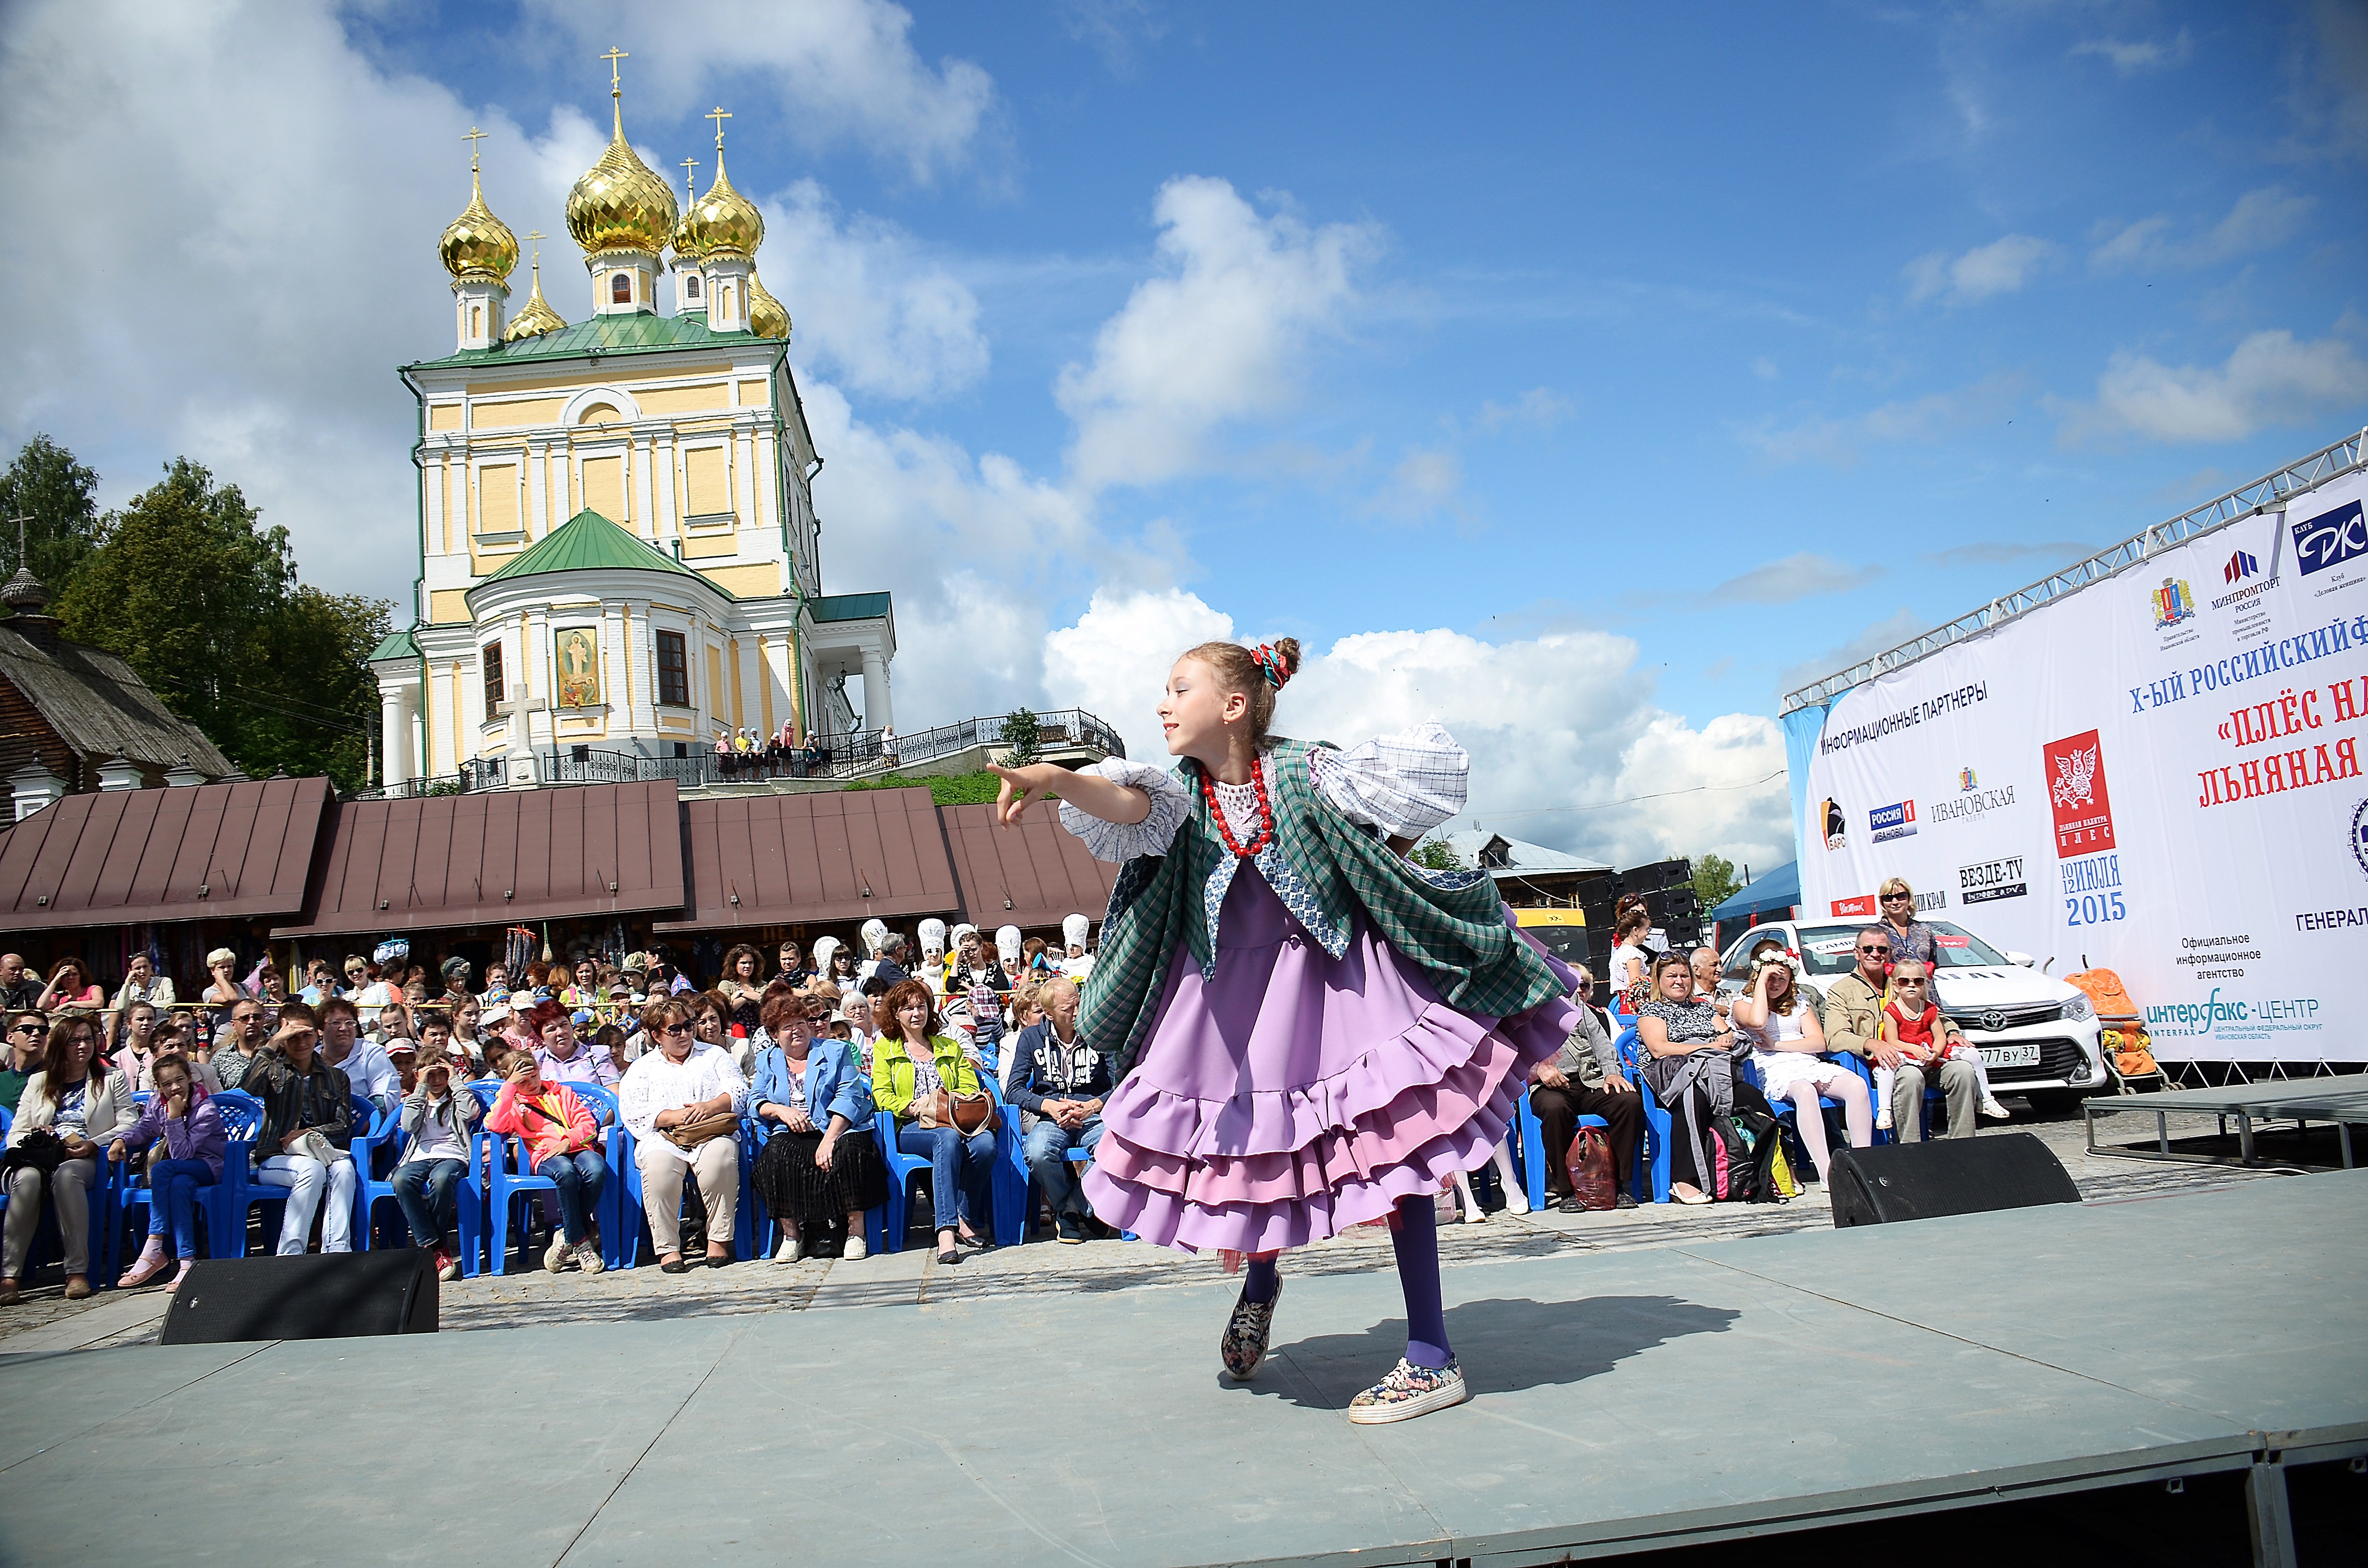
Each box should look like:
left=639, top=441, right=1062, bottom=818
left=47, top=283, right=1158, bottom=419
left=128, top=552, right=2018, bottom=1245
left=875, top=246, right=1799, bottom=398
left=1800, top=466, right=2368, bottom=1063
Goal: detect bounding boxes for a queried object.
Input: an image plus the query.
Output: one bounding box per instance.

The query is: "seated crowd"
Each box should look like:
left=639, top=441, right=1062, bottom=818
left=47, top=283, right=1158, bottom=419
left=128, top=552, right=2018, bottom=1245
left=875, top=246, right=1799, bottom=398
left=0, top=874, right=2001, bottom=1298
left=0, top=916, right=1104, bottom=1296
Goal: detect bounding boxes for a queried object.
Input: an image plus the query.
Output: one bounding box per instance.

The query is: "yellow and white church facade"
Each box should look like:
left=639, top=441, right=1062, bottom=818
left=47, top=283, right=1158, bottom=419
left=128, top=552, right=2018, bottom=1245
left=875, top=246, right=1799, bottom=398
left=371, top=75, right=895, bottom=789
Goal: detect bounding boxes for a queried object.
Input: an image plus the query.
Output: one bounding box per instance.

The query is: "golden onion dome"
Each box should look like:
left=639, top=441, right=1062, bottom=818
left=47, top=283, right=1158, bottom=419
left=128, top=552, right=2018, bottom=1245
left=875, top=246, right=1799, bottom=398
left=681, top=147, right=764, bottom=261
left=502, top=259, right=567, bottom=343
left=439, top=168, right=518, bottom=281
left=565, top=98, right=677, bottom=257
left=748, top=268, right=789, bottom=341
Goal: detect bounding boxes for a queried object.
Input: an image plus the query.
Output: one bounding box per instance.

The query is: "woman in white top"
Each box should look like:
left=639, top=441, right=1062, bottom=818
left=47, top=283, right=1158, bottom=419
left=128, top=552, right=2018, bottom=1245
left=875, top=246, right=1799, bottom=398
left=1605, top=908, right=1652, bottom=1010
left=1729, top=938, right=1871, bottom=1180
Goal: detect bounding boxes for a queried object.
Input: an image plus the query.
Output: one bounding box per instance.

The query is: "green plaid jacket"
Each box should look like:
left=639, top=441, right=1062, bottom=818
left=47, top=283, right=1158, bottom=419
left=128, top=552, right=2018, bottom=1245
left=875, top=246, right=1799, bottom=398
left=1076, top=738, right=1567, bottom=1082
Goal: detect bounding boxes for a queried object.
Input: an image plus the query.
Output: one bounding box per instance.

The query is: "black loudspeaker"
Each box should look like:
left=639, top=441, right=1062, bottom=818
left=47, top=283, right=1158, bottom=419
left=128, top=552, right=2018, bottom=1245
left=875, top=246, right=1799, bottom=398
left=157, top=1250, right=439, bottom=1344
left=1828, top=1134, right=2081, bottom=1228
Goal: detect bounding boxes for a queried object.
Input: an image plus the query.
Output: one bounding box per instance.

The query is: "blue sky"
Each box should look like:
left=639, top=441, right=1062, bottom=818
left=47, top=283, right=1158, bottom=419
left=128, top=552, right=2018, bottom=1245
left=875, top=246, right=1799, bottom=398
left=3, top=0, right=2363, bottom=871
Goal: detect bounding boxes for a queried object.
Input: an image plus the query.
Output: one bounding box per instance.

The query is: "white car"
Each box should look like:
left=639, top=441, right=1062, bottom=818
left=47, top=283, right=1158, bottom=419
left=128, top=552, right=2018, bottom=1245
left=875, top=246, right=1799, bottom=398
left=1716, top=919, right=2109, bottom=1108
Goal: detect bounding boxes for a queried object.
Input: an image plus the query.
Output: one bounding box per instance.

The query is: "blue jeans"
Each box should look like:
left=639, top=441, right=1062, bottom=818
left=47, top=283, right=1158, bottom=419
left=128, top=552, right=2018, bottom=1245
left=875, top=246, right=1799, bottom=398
left=146, top=1159, right=217, bottom=1260
left=1023, top=1114, right=1104, bottom=1218
left=534, top=1150, right=607, bottom=1243
left=392, top=1158, right=464, bottom=1247
left=897, top=1123, right=995, bottom=1231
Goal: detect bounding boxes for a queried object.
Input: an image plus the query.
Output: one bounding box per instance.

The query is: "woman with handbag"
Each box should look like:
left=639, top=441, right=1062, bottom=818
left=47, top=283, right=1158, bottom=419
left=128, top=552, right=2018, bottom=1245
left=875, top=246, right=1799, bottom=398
left=618, top=997, right=747, bottom=1273
left=869, top=980, right=996, bottom=1266
left=0, top=1014, right=122, bottom=1303
left=1635, top=952, right=1739, bottom=1204
left=751, top=992, right=884, bottom=1262
left=486, top=1052, right=607, bottom=1274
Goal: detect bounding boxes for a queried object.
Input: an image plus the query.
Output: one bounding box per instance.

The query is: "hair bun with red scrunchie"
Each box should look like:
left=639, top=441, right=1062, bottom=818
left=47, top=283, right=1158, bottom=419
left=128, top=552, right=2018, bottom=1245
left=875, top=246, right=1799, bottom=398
left=1249, top=642, right=1294, bottom=691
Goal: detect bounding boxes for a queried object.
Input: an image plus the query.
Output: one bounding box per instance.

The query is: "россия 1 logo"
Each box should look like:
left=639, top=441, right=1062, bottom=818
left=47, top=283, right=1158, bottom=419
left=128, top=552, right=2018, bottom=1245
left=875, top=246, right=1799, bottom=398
left=1869, top=799, right=1917, bottom=843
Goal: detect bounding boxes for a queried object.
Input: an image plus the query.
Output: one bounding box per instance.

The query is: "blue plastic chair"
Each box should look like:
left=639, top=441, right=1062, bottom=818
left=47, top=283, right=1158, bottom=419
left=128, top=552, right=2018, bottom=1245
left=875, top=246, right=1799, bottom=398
left=1615, top=1029, right=1675, bottom=1204
left=742, top=1113, right=894, bottom=1260
left=613, top=1094, right=752, bottom=1268
left=873, top=1108, right=930, bottom=1253
left=470, top=1079, right=621, bottom=1274
left=345, top=1095, right=404, bottom=1250
left=206, top=1090, right=299, bottom=1258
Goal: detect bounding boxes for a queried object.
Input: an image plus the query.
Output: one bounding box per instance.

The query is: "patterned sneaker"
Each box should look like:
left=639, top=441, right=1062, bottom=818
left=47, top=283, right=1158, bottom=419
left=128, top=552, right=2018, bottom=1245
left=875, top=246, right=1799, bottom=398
left=575, top=1237, right=605, bottom=1276
left=1347, top=1358, right=1469, bottom=1425
left=1220, top=1281, right=1282, bottom=1381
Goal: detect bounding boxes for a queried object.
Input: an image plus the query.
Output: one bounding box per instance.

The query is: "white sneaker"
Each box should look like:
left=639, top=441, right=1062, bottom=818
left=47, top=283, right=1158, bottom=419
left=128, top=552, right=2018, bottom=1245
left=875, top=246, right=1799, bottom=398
left=544, top=1236, right=572, bottom=1274
left=842, top=1234, right=868, bottom=1261
left=1504, top=1189, right=1530, bottom=1215
left=773, top=1235, right=803, bottom=1264
left=1875, top=1105, right=1894, bottom=1132
left=575, top=1237, right=605, bottom=1276
left=1980, top=1097, right=2013, bottom=1120
left=1462, top=1207, right=1486, bottom=1223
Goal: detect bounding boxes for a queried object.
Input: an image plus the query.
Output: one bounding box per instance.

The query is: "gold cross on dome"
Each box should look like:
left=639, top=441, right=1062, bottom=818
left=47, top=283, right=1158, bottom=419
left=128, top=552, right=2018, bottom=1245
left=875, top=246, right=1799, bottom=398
left=526, top=229, right=545, bottom=268
left=602, top=47, right=629, bottom=95
left=680, top=155, right=700, bottom=202
left=707, top=105, right=731, bottom=150
left=461, top=125, right=488, bottom=172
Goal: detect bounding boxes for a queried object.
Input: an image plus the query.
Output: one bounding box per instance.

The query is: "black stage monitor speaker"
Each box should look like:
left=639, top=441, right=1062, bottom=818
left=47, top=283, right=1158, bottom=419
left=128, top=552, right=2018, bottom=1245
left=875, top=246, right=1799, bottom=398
left=1828, top=1134, right=2081, bottom=1228
left=158, top=1250, right=439, bottom=1344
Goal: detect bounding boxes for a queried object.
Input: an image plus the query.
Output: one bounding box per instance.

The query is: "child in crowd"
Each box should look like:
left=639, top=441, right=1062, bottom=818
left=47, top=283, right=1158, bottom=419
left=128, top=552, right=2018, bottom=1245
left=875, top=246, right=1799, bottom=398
left=1873, top=958, right=2008, bottom=1129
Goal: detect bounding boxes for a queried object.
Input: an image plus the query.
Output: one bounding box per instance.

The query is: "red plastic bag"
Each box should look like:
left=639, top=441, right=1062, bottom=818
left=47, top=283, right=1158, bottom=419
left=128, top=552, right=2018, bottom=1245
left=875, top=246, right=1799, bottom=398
left=1566, top=1127, right=1617, bottom=1211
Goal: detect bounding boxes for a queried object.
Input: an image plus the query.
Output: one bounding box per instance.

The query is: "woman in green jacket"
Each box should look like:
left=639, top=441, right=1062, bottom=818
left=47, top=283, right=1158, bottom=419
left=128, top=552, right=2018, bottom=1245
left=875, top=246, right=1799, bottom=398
left=871, top=980, right=995, bottom=1264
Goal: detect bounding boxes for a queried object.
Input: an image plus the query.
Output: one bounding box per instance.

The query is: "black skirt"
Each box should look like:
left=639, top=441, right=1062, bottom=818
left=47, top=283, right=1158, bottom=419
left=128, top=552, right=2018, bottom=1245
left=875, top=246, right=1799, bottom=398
left=752, top=1124, right=888, bottom=1221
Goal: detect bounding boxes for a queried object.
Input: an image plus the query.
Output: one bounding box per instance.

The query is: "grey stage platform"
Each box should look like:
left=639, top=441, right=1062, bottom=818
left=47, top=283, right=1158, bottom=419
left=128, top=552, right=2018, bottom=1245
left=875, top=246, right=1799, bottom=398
left=1, top=1175, right=2362, bottom=1567
left=2086, top=1073, right=2368, bottom=1169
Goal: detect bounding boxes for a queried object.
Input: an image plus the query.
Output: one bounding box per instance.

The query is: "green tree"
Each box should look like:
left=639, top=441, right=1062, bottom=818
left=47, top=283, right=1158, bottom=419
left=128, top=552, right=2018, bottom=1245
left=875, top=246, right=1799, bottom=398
left=1692, top=852, right=1742, bottom=913
left=0, top=434, right=104, bottom=598
left=1409, top=836, right=1464, bottom=871
left=54, top=458, right=389, bottom=791
left=998, top=707, right=1043, bottom=766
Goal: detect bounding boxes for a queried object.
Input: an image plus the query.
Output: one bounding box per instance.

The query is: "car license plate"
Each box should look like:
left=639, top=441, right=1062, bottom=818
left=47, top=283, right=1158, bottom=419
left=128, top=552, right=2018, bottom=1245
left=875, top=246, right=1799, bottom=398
left=1980, top=1043, right=2041, bottom=1069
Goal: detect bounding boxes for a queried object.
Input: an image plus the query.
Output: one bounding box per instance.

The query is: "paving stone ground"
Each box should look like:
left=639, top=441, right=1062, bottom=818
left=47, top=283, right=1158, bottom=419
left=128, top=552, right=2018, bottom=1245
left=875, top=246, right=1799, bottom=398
left=0, top=1100, right=2295, bottom=1356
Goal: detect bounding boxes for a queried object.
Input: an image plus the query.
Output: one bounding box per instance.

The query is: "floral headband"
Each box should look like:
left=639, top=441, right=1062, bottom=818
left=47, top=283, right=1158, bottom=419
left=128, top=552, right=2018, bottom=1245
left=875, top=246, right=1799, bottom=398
left=1249, top=643, right=1292, bottom=691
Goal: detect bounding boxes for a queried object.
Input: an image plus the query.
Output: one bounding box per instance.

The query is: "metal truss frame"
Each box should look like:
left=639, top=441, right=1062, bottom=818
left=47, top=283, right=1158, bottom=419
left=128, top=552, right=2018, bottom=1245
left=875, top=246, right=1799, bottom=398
left=1780, top=426, right=2368, bottom=715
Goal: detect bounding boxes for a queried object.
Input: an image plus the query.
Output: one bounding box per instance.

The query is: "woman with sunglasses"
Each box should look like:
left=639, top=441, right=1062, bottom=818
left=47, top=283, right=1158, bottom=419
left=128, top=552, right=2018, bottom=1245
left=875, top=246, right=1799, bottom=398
left=1634, top=952, right=1738, bottom=1205
left=618, top=997, right=747, bottom=1273
left=1874, top=878, right=1938, bottom=972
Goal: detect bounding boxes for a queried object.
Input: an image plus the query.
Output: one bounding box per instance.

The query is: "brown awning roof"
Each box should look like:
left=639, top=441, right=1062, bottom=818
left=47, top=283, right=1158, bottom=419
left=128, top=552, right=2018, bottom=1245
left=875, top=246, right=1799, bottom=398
left=0, top=776, right=333, bottom=933
left=939, top=802, right=1120, bottom=934
left=272, top=781, right=683, bottom=938
left=654, top=785, right=961, bottom=932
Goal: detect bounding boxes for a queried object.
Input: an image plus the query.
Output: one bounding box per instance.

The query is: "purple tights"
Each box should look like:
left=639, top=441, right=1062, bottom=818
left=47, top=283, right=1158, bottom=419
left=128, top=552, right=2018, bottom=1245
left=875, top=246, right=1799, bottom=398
left=1237, top=1194, right=1452, bottom=1369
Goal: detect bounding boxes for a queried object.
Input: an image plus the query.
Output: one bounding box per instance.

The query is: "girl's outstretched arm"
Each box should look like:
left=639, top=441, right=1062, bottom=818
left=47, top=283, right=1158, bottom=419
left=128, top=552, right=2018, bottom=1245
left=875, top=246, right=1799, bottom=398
left=988, top=762, right=1151, bottom=829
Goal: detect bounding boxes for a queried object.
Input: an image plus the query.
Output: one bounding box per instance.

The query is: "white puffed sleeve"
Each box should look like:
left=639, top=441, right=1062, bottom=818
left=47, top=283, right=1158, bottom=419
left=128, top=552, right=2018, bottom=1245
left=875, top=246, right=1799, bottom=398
left=1308, top=722, right=1469, bottom=839
left=1058, top=758, right=1194, bottom=862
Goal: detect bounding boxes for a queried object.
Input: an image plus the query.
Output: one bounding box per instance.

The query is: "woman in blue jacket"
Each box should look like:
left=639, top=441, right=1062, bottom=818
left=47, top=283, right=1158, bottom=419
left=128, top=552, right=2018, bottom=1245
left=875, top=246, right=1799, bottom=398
left=750, top=991, right=885, bottom=1262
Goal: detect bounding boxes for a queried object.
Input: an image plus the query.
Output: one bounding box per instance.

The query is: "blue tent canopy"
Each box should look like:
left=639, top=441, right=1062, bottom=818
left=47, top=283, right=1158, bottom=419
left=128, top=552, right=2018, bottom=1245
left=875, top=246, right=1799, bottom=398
left=1711, top=860, right=1798, bottom=922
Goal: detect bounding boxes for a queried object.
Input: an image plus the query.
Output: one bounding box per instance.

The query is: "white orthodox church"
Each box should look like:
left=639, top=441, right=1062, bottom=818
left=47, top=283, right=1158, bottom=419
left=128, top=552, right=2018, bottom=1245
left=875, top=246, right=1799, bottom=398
left=371, top=76, right=895, bottom=789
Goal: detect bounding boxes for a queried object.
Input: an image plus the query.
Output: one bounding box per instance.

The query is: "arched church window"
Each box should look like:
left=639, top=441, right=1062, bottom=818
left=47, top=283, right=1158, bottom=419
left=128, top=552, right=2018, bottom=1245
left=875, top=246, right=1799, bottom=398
left=683, top=273, right=701, bottom=301
left=612, top=272, right=632, bottom=305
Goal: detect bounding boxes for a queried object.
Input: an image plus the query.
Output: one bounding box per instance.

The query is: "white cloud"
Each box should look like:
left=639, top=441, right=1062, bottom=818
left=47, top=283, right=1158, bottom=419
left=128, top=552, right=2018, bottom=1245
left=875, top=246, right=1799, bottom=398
left=1369, top=446, right=1464, bottom=520
left=1475, top=387, right=1577, bottom=431
left=2070, top=30, right=2194, bottom=76
left=756, top=181, right=988, bottom=401
left=1057, top=0, right=1170, bottom=76
left=1039, top=594, right=1791, bottom=870
left=1904, top=233, right=2057, bottom=305
left=1711, top=553, right=1883, bottom=605
left=523, top=0, right=1000, bottom=184
left=2090, top=185, right=2317, bottom=271
left=1747, top=372, right=2025, bottom=467
left=1777, top=609, right=1925, bottom=699
left=2058, top=329, right=2368, bottom=446
left=1056, top=176, right=1378, bottom=494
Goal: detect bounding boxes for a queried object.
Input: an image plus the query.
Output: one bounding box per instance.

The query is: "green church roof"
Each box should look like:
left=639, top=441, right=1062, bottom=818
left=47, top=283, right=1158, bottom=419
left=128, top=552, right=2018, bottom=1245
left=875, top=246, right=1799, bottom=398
left=368, top=629, right=420, bottom=663
left=471, top=510, right=725, bottom=598
left=407, top=310, right=780, bottom=371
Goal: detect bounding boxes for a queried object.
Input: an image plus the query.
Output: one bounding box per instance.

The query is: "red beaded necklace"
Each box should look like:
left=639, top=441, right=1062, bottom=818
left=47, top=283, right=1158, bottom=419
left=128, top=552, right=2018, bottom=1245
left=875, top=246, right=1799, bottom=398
left=1201, top=757, right=1275, bottom=858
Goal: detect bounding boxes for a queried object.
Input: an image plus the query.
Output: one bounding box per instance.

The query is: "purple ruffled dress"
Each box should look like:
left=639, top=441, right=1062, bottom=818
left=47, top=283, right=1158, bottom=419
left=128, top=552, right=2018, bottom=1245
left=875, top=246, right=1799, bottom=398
left=1080, top=861, right=1576, bottom=1256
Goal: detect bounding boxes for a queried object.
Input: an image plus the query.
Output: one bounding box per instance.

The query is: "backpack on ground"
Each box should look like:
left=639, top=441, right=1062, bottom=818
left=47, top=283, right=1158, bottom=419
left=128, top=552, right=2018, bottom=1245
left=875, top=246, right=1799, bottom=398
left=1727, top=1107, right=1791, bottom=1204
left=1706, top=1114, right=1754, bottom=1201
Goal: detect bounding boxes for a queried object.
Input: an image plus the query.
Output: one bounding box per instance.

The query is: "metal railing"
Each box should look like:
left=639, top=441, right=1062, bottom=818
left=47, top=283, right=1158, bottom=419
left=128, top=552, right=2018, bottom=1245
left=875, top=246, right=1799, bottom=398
left=1779, top=427, right=2368, bottom=713
left=849, top=708, right=1126, bottom=778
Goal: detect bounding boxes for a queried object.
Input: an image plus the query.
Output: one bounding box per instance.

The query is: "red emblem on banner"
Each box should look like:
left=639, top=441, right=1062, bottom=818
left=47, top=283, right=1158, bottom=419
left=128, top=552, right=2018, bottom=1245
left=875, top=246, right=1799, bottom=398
left=2044, top=729, right=2115, bottom=855
left=1830, top=894, right=1878, bottom=918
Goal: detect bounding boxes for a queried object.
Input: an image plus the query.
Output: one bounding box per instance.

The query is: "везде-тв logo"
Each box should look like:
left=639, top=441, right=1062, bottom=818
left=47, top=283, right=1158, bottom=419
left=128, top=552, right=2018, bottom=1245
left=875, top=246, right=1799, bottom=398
left=2152, top=576, right=2195, bottom=628
left=2045, top=729, right=2115, bottom=855
left=2293, top=499, right=2367, bottom=578
left=1958, top=856, right=2027, bottom=905
left=1869, top=799, right=1917, bottom=843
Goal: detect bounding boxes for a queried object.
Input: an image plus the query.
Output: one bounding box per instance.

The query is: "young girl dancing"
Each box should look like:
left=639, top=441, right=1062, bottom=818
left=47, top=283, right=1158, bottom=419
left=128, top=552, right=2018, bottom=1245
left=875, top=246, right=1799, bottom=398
left=991, top=638, right=1574, bottom=1423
